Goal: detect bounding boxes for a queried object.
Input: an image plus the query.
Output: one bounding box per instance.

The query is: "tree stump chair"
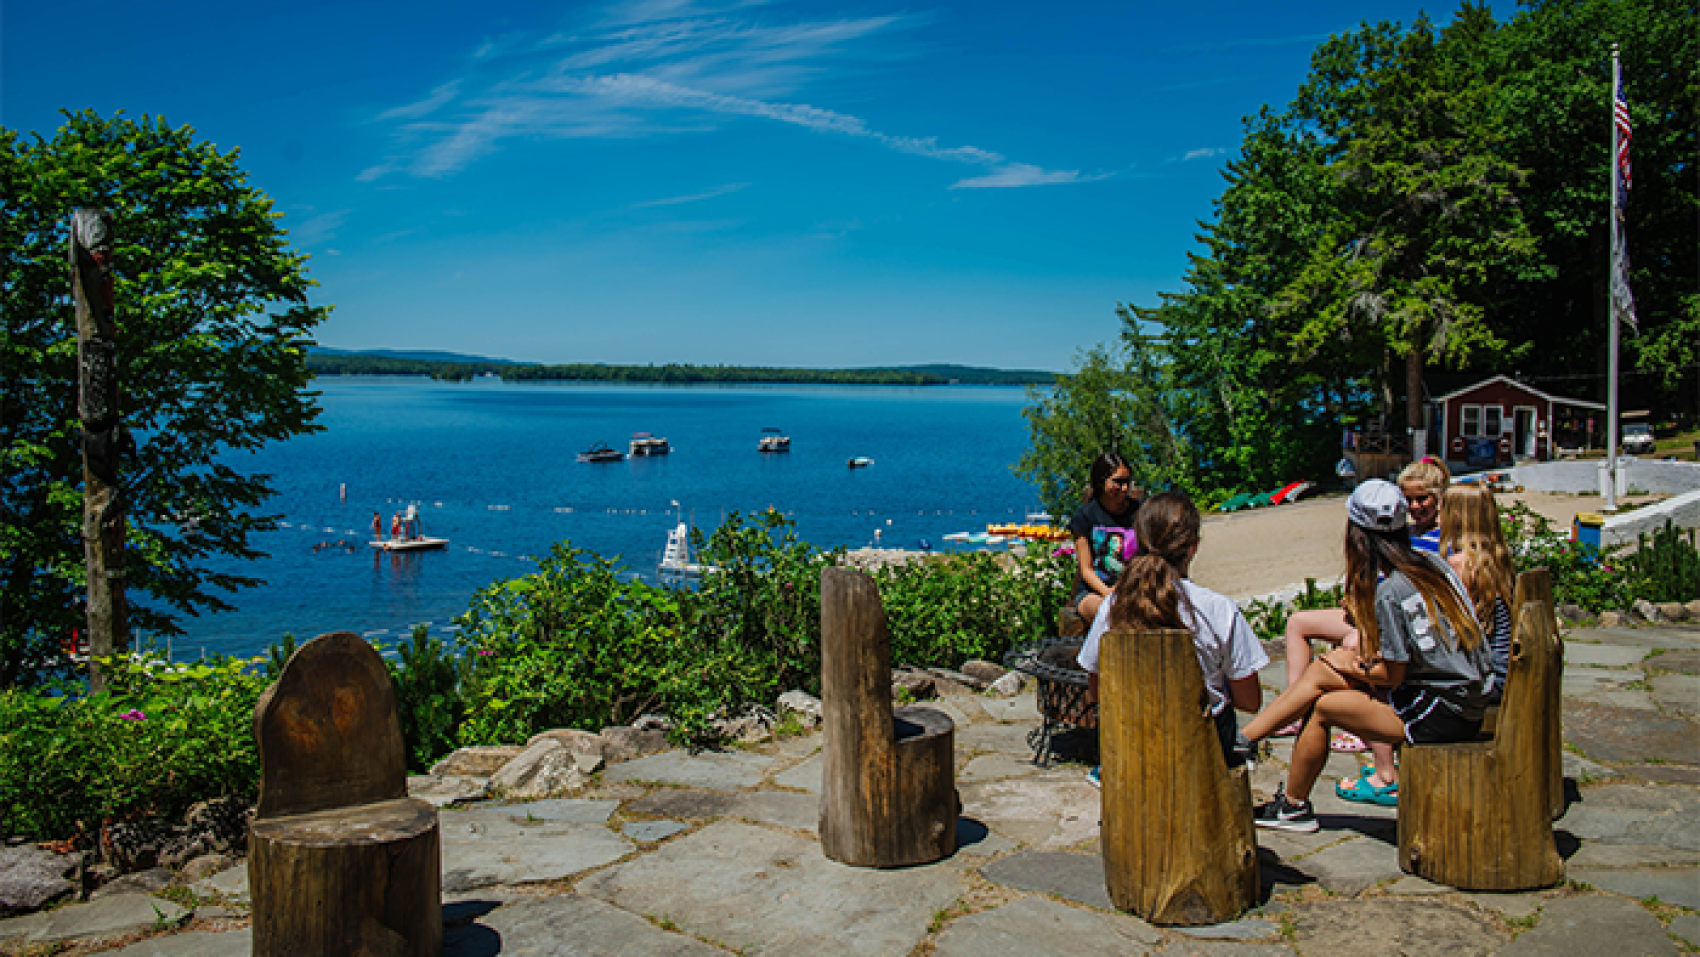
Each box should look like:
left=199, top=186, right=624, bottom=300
left=249, top=632, right=442, bottom=956
left=1396, top=569, right=1564, bottom=891
left=1100, top=627, right=1258, bottom=925
left=819, top=567, right=959, bottom=867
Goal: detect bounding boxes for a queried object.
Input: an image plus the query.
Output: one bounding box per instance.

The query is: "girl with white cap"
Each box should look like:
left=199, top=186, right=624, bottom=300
left=1240, top=478, right=1490, bottom=832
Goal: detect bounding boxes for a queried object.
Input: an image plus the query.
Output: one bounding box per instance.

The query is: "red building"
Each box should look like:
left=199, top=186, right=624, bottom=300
left=1430, top=375, right=1605, bottom=467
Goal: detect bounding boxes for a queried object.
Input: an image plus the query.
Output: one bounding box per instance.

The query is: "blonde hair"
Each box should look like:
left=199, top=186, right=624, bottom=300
left=1343, top=524, right=1483, bottom=659
left=1398, top=456, right=1452, bottom=498
left=1439, top=484, right=1515, bottom=635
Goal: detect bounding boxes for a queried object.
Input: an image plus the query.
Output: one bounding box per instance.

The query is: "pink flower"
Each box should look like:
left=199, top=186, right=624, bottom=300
left=475, top=649, right=494, bottom=657
left=118, top=709, right=146, bottom=721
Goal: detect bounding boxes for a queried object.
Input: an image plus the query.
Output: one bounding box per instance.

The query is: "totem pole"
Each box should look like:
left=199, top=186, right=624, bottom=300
left=71, top=207, right=128, bottom=689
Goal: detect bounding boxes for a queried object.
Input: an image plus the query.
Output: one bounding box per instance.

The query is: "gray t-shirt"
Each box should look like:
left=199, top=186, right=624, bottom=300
left=1374, top=554, right=1491, bottom=721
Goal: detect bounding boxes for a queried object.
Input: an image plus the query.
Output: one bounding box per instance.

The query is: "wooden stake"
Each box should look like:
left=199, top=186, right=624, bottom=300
left=71, top=207, right=126, bottom=689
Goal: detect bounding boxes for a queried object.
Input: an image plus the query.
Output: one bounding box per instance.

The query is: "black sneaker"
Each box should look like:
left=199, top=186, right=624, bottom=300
left=1254, top=786, right=1319, bottom=833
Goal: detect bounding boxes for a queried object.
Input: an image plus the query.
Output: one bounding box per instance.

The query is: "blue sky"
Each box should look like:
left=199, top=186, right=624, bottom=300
left=6, top=0, right=1480, bottom=372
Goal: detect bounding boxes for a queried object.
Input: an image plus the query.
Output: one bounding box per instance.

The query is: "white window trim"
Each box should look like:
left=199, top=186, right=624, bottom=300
left=1461, top=404, right=1483, bottom=437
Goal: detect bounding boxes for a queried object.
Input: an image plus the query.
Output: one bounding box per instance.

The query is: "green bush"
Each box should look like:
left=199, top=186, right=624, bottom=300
left=876, top=548, right=1071, bottom=668
left=389, top=625, right=475, bottom=773
left=0, top=654, right=266, bottom=842
left=1500, top=502, right=1635, bottom=612
left=1624, top=521, right=1699, bottom=604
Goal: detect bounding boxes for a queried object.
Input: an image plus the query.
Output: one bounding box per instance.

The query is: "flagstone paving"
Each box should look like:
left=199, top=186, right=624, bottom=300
left=9, top=623, right=1698, bottom=955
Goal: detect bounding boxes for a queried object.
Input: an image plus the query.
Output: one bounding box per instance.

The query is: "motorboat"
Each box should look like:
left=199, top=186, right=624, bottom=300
left=629, top=432, right=671, bottom=456
left=758, top=427, right=790, bottom=453
left=847, top=457, right=874, bottom=468
left=658, top=502, right=716, bottom=581
left=578, top=442, right=625, bottom=463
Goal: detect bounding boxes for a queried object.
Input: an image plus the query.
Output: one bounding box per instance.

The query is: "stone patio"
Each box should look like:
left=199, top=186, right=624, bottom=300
left=3, top=623, right=1696, bottom=955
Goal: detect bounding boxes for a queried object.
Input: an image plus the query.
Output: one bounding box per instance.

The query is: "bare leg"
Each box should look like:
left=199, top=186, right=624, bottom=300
left=1286, top=690, right=1407, bottom=803
left=1281, top=610, right=1398, bottom=786
left=1078, top=592, right=1104, bottom=622
left=1243, top=657, right=1355, bottom=742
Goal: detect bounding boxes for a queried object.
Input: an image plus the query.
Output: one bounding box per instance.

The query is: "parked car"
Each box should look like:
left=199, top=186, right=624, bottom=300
left=1621, top=422, right=1656, bottom=455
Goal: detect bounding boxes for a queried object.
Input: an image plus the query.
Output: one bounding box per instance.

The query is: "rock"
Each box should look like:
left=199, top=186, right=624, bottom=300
left=777, top=690, right=823, bottom=723
left=892, top=668, right=936, bottom=699
left=90, top=867, right=172, bottom=900
left=490, top=738, right=589, bottom=798
left=181, top=797, right=251, bottom=856
left=1687, top=600, right=1700, bottom=619
left=712, top=705, right=777, bottom=743
left=99, top=818, right=173, bottom=873
left=1558, top=604, right=1590, bottom=623
left=599, top=726, right=670, bottom=763
left=408, top=773, right=491, bottom=807
left=960, top=660, right=1008, bottom=684
left=1633, top=599, right=1665, bottom=623
left=430, top=745, right=525, bottom=778
left=526, top=728, right=607, bottom=756
left=1656, top=602, right=1688, bottom=622
left=631, top=714, right=672, bottom=732
left=1598, top=610, right=1628, bottom=628
left=0, top=844, right=80, bottom=917
left=990, top=672, right=1027, bottom=696
left=573, top=751, right=605, bottom=774
left=927, top=666, right=987, bottom=691
left=175, top=853, right=236, bottom=886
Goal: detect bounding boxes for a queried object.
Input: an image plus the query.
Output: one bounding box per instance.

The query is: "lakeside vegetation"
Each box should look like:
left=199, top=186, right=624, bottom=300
left=306, top=351, right=1058, bottom=386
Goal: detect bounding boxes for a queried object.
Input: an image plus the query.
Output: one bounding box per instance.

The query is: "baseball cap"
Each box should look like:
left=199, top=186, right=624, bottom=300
left=1347, top=478, right=1408, bottom=531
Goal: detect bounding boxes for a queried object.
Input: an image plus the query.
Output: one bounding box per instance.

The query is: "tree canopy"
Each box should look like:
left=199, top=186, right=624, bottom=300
left=1027, top=0, right=1696, bottom=503
left=0, top=111, right=328, bottom=686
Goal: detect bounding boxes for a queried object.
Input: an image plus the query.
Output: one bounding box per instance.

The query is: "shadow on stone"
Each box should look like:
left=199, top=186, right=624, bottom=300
left=443, top=922, right=502, bottom=957
left=1313, top=811, right=1397, bottom=844
left=955, top=816, right=991, bottom=850
left=1555, top=830, right=1582, bottom=859
left=443, top=899, right=502, bottom=929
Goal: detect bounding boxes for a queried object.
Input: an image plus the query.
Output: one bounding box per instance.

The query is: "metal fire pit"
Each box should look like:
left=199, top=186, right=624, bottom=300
left=1003, top=637, right=1098, bottom=766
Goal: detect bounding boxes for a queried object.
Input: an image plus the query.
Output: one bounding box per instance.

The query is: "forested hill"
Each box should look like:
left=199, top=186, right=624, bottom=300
left=306, top=349, right=1056, bottom=386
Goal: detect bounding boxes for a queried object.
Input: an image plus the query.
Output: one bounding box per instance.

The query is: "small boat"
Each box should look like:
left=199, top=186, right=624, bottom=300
left=758, top=427, right=790, bottom=453
left=370, top=536, right=449, bottom=552
left=578, top=442, right=625, bottom=463
left=629, top=432, right=671, bottom=456
left=658, top=522, right=714, bottom=580
left=847, top=457, right=874, bottom=468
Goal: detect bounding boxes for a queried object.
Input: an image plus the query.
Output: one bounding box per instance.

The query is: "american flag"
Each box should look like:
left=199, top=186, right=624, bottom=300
left=1612, top=64, right=1637, bottom=332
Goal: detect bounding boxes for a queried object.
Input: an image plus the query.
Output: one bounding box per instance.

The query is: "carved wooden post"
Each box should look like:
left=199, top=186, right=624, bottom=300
left=1100, top=627, right=1258, bottom=925
left=71, top=207, right=126, bottom=689
left=819, top=567, right=958, bottom=867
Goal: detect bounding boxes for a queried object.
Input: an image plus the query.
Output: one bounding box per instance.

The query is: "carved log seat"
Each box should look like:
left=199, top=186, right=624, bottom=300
left=1397, top=570, right=1565, bottom=891
left=1100, top=627, right=1258, bottom=925
left=819, top=568, right=959, bottom=868
left=249, top=632, right=442, bottom=956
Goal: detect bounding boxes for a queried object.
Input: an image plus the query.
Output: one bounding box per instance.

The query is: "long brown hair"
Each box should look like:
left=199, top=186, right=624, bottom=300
left=1439, top=484, right=1515, bottom=633
left=1342, top=524, right=1482, bottom=661
left=1108, top=492, right=1199, bottom=631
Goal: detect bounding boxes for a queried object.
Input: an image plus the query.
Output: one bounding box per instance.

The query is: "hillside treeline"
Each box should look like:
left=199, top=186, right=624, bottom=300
left=1024, top=0, right=1696, bottom=511
left=311, top=355, right=1056, bottom=386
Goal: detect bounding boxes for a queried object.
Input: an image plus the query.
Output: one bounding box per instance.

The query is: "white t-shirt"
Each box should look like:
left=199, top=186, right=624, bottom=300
left=1077, top=580, right=1269, bottom=715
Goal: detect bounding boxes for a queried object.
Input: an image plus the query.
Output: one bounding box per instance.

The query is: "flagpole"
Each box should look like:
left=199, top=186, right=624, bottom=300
left=1604, top=43, right=1621, bottom=512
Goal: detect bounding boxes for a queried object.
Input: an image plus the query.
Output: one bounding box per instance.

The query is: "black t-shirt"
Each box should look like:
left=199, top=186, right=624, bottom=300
left=1068, top=497, right=1140, bottom=591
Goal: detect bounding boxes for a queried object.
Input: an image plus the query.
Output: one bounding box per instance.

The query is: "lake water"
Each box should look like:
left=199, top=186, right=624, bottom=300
left=170, top=378, right=1042, bottom=659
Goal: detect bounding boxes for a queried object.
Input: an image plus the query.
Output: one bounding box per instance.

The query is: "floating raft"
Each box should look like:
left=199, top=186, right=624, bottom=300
left=369, top=537, right=448, bottom=552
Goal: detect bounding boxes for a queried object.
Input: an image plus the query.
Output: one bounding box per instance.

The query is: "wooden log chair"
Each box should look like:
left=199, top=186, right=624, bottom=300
left=249, top=632, right=442, bottom=956
left=1396, top=569, right=1565, bottom=891
left=1100, top=627, right=1259, bottom=925
left=819, top=567, right=960, bottom=867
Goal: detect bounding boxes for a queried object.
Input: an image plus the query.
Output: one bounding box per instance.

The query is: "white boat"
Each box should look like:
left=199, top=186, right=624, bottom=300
left=370, top=536, right=449, bottom=552
left=658, top=522, right=714, bottom=580
left=847, top=457, right=874, bottom=468
left=629, top=432, right=671, bottom=456
left=758, top=427, right=790, bottom=453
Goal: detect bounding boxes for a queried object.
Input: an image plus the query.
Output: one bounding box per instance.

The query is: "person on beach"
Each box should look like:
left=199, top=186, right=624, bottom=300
left=1077, top=491, right=1268, bottom=786
left=1400, top=456, right=1451, bottom=553
left=1440, top=484, right=1516, bottom=703
left=1068, top=453, right=1142, bottom=624
left=1243, top=479, right=1488, bottom=832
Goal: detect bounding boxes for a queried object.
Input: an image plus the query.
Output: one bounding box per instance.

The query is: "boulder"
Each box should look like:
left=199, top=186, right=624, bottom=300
left=1598, top=610, right=1628, bottom=628
left=1633, top=599, right=1666, bottom=623
left=713, top=704, right=777, bottom=743
left=0, top=844, right=80, bottom=917
left=1687, top=600, right=1700, bottom=619
left=777, top=689, right=823, bottom=721
left=1656, top=602, right=1688, bottom=623
left=924, top=668, right=977, bottom=694
left=526, top=728, right=607, bottom=756
left=990, top=672, right=1026, bottom=696
left=99, top=818, right=173, bottom=873
left=632, top=714, right=672, bottom=732
left=1558, top=604, right=1590, bottom=623
left=182, top=797, right=251, bottom=856
left=90, top=866, right=172, bottom=900
left=408, top=774, right=490, bottom=807
left=175, top=853, right=237, bottom=886
left=430, top=745, right=525, bottom=778
left=599, top=726, right=670, bottom=763
left=892, top=668, right=937, bottom=699
left=961, top=660, right=1007, bottom=685
left=491, top=740, right=588, bottom=800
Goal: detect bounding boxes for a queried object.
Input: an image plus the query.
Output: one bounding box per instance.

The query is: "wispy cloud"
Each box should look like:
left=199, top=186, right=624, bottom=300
left=632, top=182, right=749, bottom=207
left=1182, top=147, right=1227, bottom=161
left=365, top=1, right=1093, bottom=189
left=287, top=209, right=352, bottom=246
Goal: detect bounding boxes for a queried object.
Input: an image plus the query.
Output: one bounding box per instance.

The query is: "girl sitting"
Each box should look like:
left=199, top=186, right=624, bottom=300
left=1067, top=453, right=1142, bottom=625
left=1440, top=484, right=1516, bottom=702
left=1077, top=491, right=1269, bottom=780
left=1242, top=479, right=1489, bottom=832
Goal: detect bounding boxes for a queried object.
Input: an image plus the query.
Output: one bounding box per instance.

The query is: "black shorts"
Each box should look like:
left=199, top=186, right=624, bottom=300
left=1390, top=687, right=1481, bottom=745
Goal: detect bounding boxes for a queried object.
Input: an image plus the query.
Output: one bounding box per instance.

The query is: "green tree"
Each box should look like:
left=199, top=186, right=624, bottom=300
left=0, top=111, right=328, bottom=687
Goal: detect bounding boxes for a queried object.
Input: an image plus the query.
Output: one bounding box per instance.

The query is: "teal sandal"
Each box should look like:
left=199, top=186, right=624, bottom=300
left=1335, top=769, right=1398, bottom=806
